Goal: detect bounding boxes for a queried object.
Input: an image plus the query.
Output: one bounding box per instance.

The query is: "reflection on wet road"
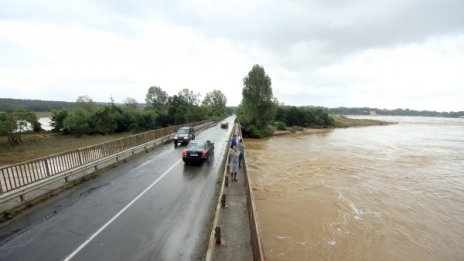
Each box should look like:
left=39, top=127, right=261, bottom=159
left=247, top=116, right=464, bottom=261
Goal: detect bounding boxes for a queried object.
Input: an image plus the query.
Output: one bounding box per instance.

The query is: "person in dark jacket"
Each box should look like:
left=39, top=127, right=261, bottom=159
left=238, top=139, right=245, bottom=168
left=230, top=134, right=238, bottom=148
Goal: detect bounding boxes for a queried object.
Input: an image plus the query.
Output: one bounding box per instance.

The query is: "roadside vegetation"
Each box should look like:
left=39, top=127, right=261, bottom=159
left=0, top=87, right=229, bottom=165
left=0, top=108, right=42, bottom=145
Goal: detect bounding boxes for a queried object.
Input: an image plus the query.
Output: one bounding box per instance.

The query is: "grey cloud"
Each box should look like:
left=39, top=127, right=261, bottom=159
left=5, top=0, right=463, bottom=57
left=140, top=0, right=464, bottom=67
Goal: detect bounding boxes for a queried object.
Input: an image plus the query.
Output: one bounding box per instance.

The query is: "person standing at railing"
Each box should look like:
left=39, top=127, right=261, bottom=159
left=230, top=134, right=238, bottom=148
left=229, top=145, right=240, bottom=182
left=238, top=139, right=245, bottom=168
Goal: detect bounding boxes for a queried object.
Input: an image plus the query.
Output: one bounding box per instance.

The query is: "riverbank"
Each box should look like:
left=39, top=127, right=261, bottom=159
left=273, top=115, right=393, bottom=136
left=331, top=114, right=393, bottom=127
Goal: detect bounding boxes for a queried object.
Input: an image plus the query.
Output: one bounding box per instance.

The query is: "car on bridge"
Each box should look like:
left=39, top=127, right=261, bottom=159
left=220, top=121, right=229, bottom=128
left=174, top=127, right=195, bottom=147
left=182, top=140, right=214, bottom=165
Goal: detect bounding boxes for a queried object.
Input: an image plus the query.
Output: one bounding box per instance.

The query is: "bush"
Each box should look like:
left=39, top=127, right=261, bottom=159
left=242, top=124, right=273, bottom=138
left=275, top=121, right=287, bottom=130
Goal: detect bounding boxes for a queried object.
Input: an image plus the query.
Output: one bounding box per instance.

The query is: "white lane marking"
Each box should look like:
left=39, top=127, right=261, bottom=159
left=63, top=159, right=182, bottom=261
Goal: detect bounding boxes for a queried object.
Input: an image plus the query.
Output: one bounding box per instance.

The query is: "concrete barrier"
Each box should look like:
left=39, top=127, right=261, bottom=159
left=242, top=152, right=266, bottom=260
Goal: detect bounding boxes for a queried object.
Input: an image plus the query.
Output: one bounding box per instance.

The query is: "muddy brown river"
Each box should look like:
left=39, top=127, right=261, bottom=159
left=246, top=116, right=464, bottom=261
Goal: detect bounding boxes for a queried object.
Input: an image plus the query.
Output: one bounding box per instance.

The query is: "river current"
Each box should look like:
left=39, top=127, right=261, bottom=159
left=246, top=116, right=464, bottom=261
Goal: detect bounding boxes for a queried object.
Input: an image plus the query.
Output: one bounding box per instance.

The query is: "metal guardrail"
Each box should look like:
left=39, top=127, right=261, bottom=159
left=0, top=120, right=208, bottom=194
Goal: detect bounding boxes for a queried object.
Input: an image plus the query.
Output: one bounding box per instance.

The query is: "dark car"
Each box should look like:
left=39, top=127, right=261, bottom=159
left=220, top=121, right=229, bottom=128
left=182, top=140, right=214, bottom=165
left=174, top=127, right=195, bottom=147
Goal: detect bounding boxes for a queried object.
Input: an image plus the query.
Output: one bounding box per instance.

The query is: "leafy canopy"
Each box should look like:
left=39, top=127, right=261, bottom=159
left=239, top=64, right=277, bottom=137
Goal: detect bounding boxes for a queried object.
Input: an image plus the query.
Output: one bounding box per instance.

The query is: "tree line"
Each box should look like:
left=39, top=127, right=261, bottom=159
left=0, top=98, right=76, bottom=112
left=328, top=107, right=464, bottom=118
left=0, top=87, right=228, bottom=145
left=51, top=88, right=228, bottom=136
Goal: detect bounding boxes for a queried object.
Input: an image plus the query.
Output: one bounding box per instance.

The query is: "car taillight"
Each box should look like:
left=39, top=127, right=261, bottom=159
left=202, top=150, right=207, bottom=156
left=182, top=150, right=187, bottom=156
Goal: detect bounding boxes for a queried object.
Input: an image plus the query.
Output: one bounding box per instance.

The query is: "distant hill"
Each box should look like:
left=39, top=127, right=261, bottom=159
left=0, top=98, right=149, bottom=112
left=0, top=98, right=76, bottom=112
left=327, top=107, right=464, bottom=118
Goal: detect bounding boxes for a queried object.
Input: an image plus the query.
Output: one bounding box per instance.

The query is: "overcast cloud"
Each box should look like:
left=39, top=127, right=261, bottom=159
left=1, top=0, right=463, bottom=111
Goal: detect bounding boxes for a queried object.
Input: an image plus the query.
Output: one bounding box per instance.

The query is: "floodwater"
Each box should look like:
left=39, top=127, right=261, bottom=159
left=246, top=116, right=464, bottom=261
left=38, top=117, right=52, bottom=131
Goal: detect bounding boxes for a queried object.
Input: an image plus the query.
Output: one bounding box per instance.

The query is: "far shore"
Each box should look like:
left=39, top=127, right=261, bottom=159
left=273, top=114, right=394, bottom=136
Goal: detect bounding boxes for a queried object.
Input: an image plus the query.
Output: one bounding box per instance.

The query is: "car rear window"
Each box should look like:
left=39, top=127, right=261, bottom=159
left=187, top=142, right=204, bottom=150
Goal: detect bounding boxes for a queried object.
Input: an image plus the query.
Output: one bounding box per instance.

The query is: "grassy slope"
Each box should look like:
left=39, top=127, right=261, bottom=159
left=0, top=132, right=134, bottom=166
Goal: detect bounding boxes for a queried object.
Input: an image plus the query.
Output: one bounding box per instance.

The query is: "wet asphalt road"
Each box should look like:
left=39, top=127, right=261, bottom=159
left=0, top=117, right=234, bottom=261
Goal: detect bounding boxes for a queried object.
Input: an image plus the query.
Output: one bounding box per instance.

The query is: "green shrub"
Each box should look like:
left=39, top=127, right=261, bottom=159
left=275, top=121, right=287, bottom=130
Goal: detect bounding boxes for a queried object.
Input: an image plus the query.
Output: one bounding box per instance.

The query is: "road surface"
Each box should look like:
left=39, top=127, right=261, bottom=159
left=0, top=117, right=234, bottom=261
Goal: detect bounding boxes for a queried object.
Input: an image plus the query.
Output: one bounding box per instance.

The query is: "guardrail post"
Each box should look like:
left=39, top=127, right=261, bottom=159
left=221, top=194, right=226, bottom=207
left=225, top=175, right=229, bottom=187
left=215, top=226, right=221, bottom=245
left=0, top=170, right=4, bottom=194
left=44, top=159, right=51, bottom=177
left=78, top=149, right=83, bottom=165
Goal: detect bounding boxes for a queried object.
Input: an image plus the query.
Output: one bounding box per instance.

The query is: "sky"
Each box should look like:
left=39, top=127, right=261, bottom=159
left=1, top=0, right=463, bottom=112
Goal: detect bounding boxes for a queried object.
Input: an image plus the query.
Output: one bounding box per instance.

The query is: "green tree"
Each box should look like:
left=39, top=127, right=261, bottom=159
left=176, top=89, right=203, bottom=123
left=63, top=108, right=91, bottom=136
left=239, top=64, right=277, bottom=137
left=202, top=89, right=228, bottom=117
left=145, top=86, right=168, bottom=113
left=76, top=95, right=96, bottom=112
left=92, top=106, right=121, bottom=134
left=0, top=108, right=41, bottom=145
left=167, top=95, right=188, bottom=124
left=177, top=88, right=200, bottom=106
left=50, top=108, right=70, bottom=132
left=123, top=97, right=138, bottom=110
